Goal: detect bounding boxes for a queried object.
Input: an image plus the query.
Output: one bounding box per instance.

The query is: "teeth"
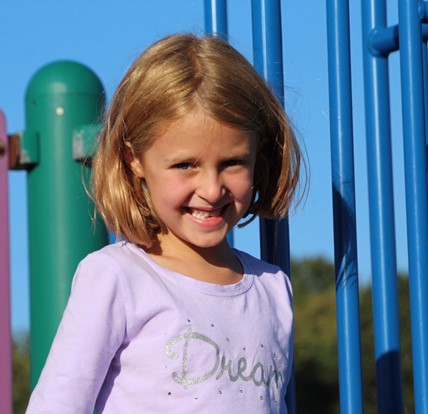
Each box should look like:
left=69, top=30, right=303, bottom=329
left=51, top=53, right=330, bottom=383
left=191, top=210, right=211, bottom=219
left=190, top=209, right=221, bottom=219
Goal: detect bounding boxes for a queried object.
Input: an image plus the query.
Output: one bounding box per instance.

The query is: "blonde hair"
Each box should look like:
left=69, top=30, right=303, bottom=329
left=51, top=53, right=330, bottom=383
left=91, top=34, right=304, bottom=247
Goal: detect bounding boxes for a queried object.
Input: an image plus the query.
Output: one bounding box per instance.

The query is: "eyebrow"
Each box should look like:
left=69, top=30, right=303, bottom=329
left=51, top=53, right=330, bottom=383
left=164, top=155, right=198, bottom=164
left=162, top=140, right=253, bottom=165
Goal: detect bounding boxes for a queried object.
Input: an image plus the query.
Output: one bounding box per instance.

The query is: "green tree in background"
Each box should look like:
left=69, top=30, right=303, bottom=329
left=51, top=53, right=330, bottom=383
left=12, top=334, right=30, bottom=414
left=292, top=257, right=339, bottom=413
left=358, top=274, right=414, bottom=414
left=291, top=257, right=413, bottom=414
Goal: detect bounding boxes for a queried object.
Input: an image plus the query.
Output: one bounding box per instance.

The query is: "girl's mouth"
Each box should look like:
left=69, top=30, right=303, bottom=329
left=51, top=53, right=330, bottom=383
left=187, top=207, right=224, bottom=220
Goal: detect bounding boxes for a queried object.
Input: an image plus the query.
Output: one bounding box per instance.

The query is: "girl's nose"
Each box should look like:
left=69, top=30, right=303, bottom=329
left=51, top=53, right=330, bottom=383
left=196, top=170, right=225, bottom=203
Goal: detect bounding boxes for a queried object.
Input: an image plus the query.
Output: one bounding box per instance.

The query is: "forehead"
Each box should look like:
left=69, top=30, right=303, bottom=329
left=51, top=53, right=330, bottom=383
left=147, top=110, right=256, bottom=158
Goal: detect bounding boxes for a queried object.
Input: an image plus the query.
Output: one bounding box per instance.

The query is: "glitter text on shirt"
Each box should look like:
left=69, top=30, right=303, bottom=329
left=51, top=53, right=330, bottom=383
left=165, top=327, right=284, bottom=390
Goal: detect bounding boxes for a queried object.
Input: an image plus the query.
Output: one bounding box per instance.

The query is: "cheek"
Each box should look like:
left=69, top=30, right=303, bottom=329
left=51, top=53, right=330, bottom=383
left=230, top=173, right=254, bottom=201
left=148, top=175, right=192, bottom=206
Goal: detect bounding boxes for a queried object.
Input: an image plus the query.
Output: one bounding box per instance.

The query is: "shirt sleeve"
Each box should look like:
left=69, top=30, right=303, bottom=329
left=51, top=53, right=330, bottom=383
left=25, top=253, right=127, bottom=414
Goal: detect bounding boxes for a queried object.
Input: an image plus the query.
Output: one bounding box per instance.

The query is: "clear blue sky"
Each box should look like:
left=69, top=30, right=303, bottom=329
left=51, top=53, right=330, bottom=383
left=1, top=0, right=407, bottom=334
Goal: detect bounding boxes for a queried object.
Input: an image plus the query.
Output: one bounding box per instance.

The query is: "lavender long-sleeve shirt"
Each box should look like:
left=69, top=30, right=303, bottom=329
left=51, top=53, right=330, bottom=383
left=26, top=242, right=293, bottom=413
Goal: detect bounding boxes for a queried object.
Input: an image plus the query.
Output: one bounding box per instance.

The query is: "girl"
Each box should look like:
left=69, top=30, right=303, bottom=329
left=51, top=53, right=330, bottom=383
left=26, top=34, right=303, bottom=413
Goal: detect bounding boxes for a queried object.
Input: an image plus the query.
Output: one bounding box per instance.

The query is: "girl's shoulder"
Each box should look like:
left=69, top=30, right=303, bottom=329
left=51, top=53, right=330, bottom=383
left=233, top=248, right=293, bottom=305
left=233, top=248, right=286, bottom=277
left=81, top=241, right=149, bottom=268
left=74, top=241, right=157, bottom=286
left=72, top=242, right=172, bottom=313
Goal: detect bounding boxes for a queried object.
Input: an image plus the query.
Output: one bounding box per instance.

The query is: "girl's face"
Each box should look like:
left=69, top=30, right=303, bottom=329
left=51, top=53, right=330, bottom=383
left=129, top=109, right=257, bottom=256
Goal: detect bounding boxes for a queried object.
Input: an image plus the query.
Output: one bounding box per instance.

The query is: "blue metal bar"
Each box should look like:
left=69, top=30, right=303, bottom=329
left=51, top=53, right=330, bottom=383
left=257, top=217, right=290, bottom=273
left=251, top=0, right=289, bottom=283
left=423, top=44, right=428, bottom=151
left=419, top=24, right=428, bottom=41
left=369, top=24, right=428, bottom=57
left=361, top=0, right=404, bottom=412
left=369, top=25, right=400, bottom=56
left=398, top=0, right=428, bottom=411
left=204, top=0, right=228, bottom=38
left=418, top=3, right=428, bottom=163
left=251, top=1, right=294, bottom=412
left=251, top=0, right=284, bottom=106
left=419, top=1, right=428, bottom=22
left=204, top=0, right=232, bottom=248
left=326, top=1, right=363, bottom=413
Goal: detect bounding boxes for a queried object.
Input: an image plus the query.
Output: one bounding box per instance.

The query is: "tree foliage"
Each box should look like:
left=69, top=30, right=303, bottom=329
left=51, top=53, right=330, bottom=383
left=291, top=257, right=413, bottom=413
left=12, top=333, right=30, bottom=414
left=292, top=257, right=339, bottom=413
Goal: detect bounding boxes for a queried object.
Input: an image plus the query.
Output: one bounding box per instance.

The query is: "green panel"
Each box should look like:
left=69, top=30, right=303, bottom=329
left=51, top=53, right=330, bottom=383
left=25, top=61, right=109, bottom=388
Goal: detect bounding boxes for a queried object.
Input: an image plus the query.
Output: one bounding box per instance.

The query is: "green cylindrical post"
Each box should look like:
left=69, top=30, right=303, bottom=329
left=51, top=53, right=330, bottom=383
left=25, top=61, right=109, bottom=388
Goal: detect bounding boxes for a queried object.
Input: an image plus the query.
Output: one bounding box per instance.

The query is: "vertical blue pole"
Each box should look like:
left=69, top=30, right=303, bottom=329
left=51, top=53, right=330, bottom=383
left=398, top=0, right=428, bottom=412
left=204, top=0, right=228, bottom=38
left=421, top=12, right=428, bottom=187
left=326, top=1, right=363, bottom=413
left=362, top=0, right=403, bottom=412
left=251, top=1, right=295, bottom=413
left=423, top=44, right=428, bottom=145
left=204, top=0, right=233, bottom=246
left=251, top=0, right=288, bottom=271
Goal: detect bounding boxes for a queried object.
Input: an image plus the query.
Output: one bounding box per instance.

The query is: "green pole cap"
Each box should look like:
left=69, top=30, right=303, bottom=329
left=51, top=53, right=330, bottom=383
left=25, top=60, right=104, bottom=101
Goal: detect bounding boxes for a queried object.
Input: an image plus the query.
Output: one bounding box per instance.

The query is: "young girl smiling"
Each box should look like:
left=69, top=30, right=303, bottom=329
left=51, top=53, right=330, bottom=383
left=26, top=33, right=304, bottom=414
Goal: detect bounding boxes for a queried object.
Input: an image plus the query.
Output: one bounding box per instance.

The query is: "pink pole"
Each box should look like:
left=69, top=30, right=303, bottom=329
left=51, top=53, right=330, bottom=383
left=0, top=109, right=12, bottom=414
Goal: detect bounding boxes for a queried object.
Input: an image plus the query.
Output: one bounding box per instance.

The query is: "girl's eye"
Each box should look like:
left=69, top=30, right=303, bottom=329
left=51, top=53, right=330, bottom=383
left=173, top=162, right=194, bottom=170
left=223, top=159, right=244, bottom=168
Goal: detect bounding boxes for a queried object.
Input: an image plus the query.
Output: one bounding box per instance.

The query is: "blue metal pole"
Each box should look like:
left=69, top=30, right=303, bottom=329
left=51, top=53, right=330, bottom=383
left=362, top=0, right=404, bottom=412
left=369, top=24, right=400, bottom=55
left=204, top=0, right=228, bottom=38
left=370, top=23, right=428, bottom=56
left=251, top=1, right=294, bottom=413
left=326, top=1, right=363, bottom=413
left=203, top=0, right=233, bottom=248
left=251, top=0, right=287, bottom=270
left=251, top=0, right=284, bottom=107
left=398, top=0, right=428, bottom=412
left=421, top=12, right=428, bottom=181
left=423, top=44, right=428, bottom=151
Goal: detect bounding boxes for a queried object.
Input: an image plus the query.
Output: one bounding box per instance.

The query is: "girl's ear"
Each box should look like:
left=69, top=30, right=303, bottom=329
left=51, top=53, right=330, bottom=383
left=124, top=142, right=145, bottom=178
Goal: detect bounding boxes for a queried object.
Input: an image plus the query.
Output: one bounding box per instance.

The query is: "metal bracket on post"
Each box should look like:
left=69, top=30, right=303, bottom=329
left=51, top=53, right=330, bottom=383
left=72, top=124, right=102, bottom=163
left=0, top=139, right=5, bottom=159
left=8, top=130, right=39, bottom=170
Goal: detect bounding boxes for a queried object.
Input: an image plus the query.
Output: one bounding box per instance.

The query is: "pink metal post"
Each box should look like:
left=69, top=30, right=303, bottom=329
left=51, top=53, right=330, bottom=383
left=0, top=109, right=12, bottom=414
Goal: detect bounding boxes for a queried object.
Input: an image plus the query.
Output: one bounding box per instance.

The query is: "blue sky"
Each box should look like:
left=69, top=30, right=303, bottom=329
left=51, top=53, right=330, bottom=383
left=1, top=0, right=407, bottom=334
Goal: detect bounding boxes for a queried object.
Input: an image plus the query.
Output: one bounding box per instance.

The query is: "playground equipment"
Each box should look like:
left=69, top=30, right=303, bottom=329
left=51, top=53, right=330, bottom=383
left=0, top=111, right=12, bottom=414
left=327, top=0, right=428, bottom=413
left=249, top=1, right=297, bottom=411
left=2, top=0, right=428, bottom=412
left=24, top=61, right=110, bottom=387
left=362, top=1, right=428, bottom=412
left=5, top=61, right=110, bottom=393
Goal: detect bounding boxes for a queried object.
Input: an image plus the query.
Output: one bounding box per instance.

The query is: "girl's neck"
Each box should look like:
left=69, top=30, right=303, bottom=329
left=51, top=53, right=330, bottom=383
left=145, top=236, right=243, bottom=285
